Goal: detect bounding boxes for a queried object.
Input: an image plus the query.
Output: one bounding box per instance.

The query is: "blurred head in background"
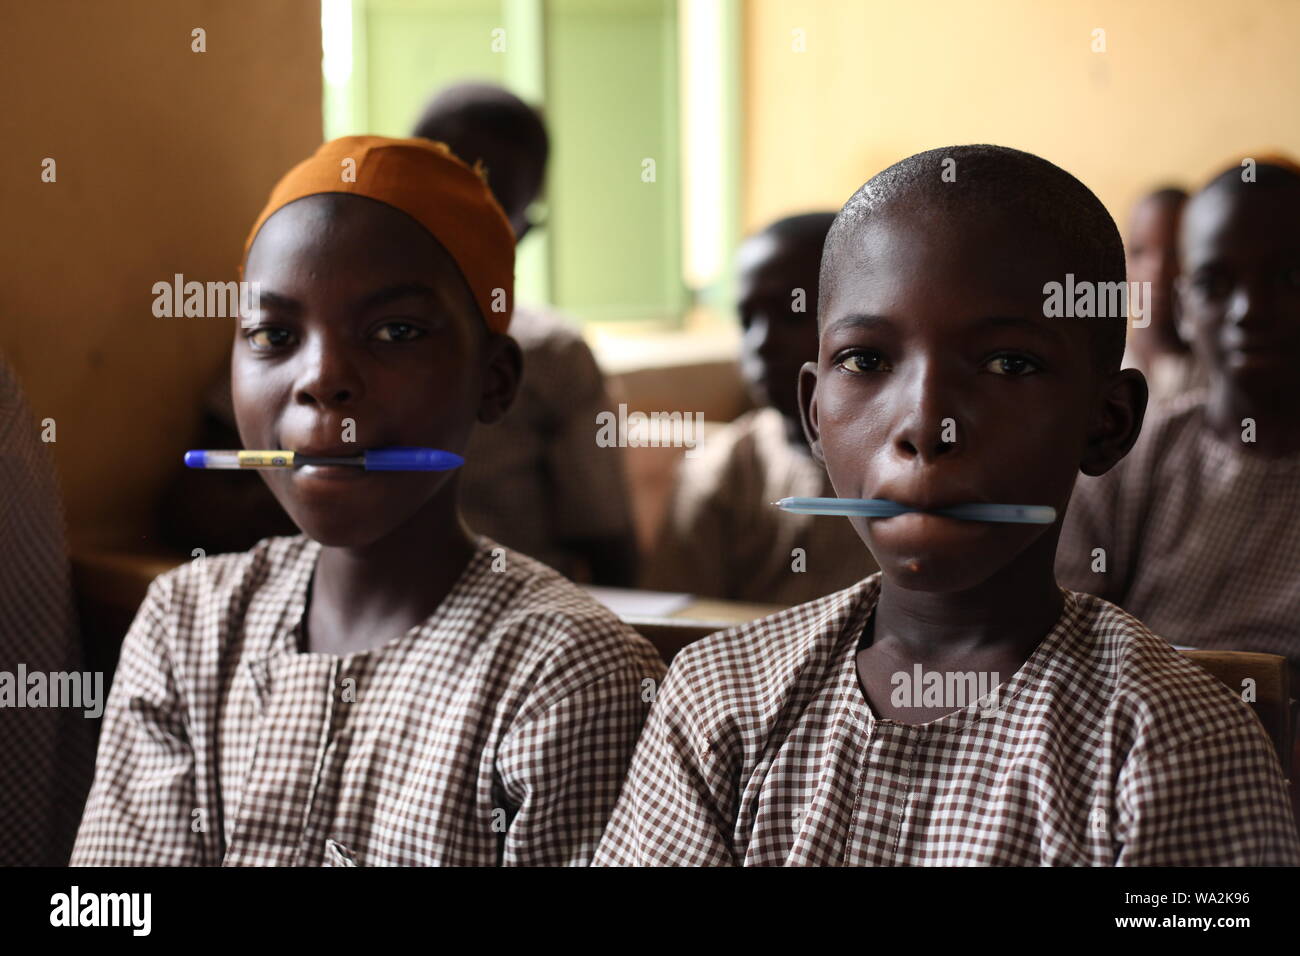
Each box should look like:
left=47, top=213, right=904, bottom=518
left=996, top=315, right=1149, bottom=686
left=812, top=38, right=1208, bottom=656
left=412, top=82, right=549, bottom=241
left=1177, top=159, right=1300, bottom=403
left=1124, top=186, right=1188, bottom=371
left=736, top=212, right=837, bottom=448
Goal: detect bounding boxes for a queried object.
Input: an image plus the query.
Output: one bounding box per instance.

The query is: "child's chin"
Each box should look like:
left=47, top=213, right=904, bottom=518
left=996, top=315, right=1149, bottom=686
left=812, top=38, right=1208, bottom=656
left=293, top=515, right=396, bottom=550
left=879, top=559, right=987, bottom=592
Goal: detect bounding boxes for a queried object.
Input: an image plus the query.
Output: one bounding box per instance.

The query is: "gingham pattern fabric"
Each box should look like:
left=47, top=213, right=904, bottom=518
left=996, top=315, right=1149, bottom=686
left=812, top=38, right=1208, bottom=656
left=72, top=534, right=664, bottom=867
left=646, top=407, right=877, bottom=604
left=593, top=573, right=1300, bottom=866
left=1057, top=389, right=1300, bottom=666
left=459, top=306, right=636, bottom=578
left=0, top=358, right=94, bottom=865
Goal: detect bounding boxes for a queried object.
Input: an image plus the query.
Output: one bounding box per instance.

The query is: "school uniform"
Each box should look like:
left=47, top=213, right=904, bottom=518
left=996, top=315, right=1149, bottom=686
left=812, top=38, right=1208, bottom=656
left=593, top=575, right=1300, bottom=866
left=0, top=358, right=94, bottom=865
left=645, top=406, right=876, bottom=604
left=460, top=306, right=636, bottom=579
left=72, top=535, right=664, bottom=866
left=1057, top=390, right=1300, bottom=666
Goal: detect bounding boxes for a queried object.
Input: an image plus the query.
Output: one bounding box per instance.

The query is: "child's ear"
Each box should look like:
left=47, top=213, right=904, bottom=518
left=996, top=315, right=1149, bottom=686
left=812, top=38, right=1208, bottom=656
left=1080, top=367, right=1148, bottom=477
left=477, top=332, right=523, bottom=425
left=797, top=361, right=825, bottom=464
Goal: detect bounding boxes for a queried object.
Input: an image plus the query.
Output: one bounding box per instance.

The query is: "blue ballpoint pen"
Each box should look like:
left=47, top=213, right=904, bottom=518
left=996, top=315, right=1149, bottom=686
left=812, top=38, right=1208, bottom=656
left=773, top=496, right=1056, bottom=525
left=184, top=447, right=464, bottom=472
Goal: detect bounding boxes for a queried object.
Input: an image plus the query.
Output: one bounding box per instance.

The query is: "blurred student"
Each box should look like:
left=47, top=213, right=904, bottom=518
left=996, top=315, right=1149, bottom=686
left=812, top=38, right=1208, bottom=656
left=161, top=83, right=638, bottom=587
left=1058, top=159, right=1300, bottom=679
left=73, top=138, right=663, bottom=867
left=0, top=356, right=94, bottom=864
left=596, top=146, right=1299, bottom=866
left=1123, top=186, right=1201, bottom=402
left=645, top=214, right=876, bottom=604
left=412, top=82, right=638, bottom=585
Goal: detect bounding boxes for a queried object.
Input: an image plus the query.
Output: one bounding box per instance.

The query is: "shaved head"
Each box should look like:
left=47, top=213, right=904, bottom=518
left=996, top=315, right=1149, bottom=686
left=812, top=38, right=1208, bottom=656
left=822, top=145, right=1127, bottom=372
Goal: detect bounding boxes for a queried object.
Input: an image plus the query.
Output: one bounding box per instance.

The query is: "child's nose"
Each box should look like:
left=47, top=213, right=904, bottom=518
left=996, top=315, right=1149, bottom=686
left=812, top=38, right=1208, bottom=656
left=892, top=367, right=959, bottom=462
left=893, top=426, right=958, bottom=463
left=294, top=335, right=365, bottom=408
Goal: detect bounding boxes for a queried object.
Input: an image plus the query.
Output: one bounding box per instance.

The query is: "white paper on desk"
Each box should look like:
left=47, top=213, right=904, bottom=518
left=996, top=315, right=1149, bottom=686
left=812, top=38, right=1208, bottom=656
left=580, top=585, right=693, bottom=619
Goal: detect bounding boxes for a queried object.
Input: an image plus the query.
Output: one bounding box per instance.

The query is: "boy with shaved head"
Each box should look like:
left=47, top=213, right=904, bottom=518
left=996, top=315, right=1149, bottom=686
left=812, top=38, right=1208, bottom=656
left=1059, top=160, right=1300, bottom=681
left=73, top=137, right=663, bottom=867
left=595, top=146, right=1299, bottom=866
left=646, top=213, right=876, bottom=604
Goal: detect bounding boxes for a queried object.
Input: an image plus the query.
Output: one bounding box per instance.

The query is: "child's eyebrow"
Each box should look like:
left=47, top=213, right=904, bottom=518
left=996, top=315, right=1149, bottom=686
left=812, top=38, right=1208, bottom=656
left=352, top=283, right=442, bottom=312
left=824, top=313, right=892, bottom=334
left=255, top=290, right=300, bottom=314
left=975, top=315, right=1068, bottom=346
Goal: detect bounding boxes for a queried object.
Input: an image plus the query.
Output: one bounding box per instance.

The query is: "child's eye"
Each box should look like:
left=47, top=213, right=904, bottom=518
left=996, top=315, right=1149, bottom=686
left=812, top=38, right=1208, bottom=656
left=837, top=350, right=891, bottom=374
left=245, top=327, right=295, bottom=351
left=983, top=353, right=1039, bottom=376
left=373, top=322, right=426, bottom=343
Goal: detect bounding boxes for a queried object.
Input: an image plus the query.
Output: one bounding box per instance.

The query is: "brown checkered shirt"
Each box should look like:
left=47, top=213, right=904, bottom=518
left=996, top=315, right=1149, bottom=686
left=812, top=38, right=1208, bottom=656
left=594, top=574, right=1299, bottom=866
left=72, top=535, right=664, bottom=866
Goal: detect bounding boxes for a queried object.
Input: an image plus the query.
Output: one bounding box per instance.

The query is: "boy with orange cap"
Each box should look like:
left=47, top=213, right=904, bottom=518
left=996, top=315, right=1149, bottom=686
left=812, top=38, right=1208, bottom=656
left=72, top=137, right=663, bottom=867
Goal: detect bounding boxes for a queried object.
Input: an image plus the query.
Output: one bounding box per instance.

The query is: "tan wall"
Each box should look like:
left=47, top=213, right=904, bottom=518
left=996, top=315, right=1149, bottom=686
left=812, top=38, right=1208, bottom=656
left=0, top=0, right=322, bottom=549
left=742, top=0, right=1300, bottom=231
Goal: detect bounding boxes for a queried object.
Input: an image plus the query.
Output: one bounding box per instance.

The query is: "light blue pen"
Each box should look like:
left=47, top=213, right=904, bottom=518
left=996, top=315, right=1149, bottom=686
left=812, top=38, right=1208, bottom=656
left=773, top=497, right=1057, bottom=525
left=184, top=447, right=464, bottom=471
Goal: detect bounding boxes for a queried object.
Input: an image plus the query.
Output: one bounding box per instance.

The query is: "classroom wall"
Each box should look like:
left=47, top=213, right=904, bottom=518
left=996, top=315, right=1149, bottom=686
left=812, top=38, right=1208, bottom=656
left=742, top=0, right=1300, bottom=232
left=0, top=0, right=322, bottom=549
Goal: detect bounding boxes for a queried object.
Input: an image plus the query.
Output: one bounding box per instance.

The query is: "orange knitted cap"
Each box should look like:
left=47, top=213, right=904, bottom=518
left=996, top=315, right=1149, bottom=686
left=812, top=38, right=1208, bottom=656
left=242, top=135, right=515, bottom=333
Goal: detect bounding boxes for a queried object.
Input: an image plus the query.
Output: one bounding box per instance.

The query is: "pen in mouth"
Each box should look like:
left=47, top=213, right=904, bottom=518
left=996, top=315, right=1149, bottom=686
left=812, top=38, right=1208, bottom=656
left=771, top=497, right=1057, bottom=525
left=184, top=448, right=465, bottom=472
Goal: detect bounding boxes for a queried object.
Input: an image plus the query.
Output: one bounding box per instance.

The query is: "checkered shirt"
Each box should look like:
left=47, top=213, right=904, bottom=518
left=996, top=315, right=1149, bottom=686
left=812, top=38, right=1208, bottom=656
left=72, top=535, right=664, bottom=866
left=0, top=358, right=95, bottom=865
left=593, top=574, right=1300, bottom=866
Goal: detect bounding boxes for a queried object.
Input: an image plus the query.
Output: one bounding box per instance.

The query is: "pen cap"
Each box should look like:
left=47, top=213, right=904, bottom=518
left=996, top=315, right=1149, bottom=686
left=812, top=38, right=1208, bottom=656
left=184, top=450, right=207, bottom=469
left=363, top=447, right=465, bottom=471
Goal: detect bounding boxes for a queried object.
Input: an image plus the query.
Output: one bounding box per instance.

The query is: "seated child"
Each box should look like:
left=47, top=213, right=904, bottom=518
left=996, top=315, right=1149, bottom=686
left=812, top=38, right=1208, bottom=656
left=72, top=137, right=664, bottom=867
left=1058, top=160, right=1300, bottom=680
left=645, top=214, right=877, bottom=604
left=1122, top=187, right=1201, bottom=403
left=594, top=146, right=1300, bottom=866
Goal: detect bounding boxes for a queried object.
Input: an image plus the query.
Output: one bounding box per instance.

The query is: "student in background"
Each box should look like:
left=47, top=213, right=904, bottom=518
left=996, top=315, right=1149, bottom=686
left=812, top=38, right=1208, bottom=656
left=74, top=138, right=663, bottom=867
left=1123, top=186, right=1201, bottom=403
left=596, top=146, right=1299, bottom=866
left=0, top=356, right=94, bottom=864
left=412, top=83, right=638, bottom=585
left=645, top=214, right=876, bottom=604
left=1058, top=159, right=1300, bottom=681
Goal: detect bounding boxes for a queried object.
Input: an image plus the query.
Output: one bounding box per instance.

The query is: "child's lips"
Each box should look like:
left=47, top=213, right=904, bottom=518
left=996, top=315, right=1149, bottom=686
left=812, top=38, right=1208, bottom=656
left=869, top=486, right=992, bottom=516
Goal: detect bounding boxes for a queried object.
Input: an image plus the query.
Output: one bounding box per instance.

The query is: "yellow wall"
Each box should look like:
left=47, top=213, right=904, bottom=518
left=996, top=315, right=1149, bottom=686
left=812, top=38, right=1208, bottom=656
left=0, top=1, right=322, bottom=548
left=742, top=0, right=1300, bottom=231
